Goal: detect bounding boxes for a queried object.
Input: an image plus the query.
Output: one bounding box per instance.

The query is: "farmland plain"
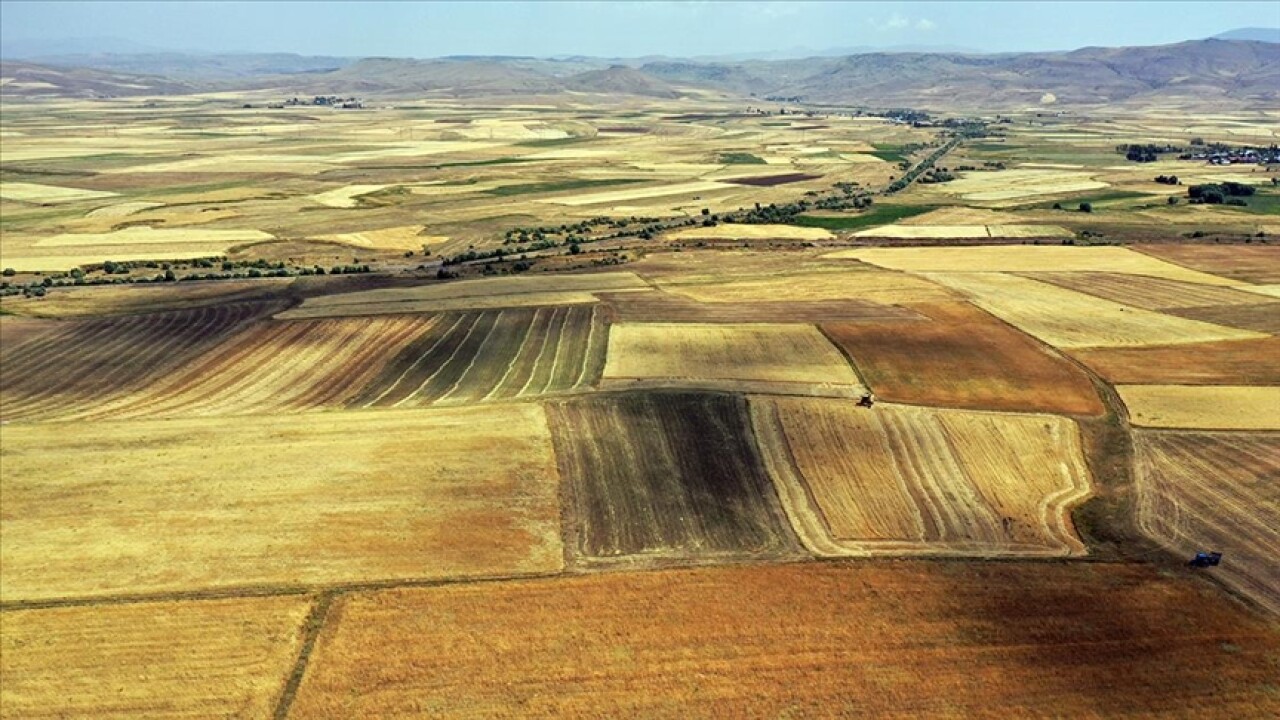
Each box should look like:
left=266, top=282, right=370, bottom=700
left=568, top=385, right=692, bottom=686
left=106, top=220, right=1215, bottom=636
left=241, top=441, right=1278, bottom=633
left=2, top=92, right=1279, bottom=717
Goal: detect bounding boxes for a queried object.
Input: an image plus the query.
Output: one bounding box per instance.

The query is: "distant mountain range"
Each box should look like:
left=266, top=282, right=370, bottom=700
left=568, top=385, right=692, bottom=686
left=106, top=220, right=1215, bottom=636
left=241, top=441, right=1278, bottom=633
left=1213, top=27, right=1280, bottom=43
left=2, top=36, right=1278, bottom=108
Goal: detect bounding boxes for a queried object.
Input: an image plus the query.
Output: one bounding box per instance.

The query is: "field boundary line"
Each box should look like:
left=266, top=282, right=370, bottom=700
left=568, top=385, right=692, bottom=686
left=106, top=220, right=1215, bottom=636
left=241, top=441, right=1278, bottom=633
left=273, top=592, right=334, bottom=720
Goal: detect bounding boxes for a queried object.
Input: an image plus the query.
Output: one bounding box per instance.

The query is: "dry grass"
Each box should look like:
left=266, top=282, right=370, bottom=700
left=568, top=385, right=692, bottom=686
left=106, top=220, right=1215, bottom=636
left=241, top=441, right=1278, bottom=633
left=288, top=562, right=1280, bottom=717
left=0, top=404, right=564, bottom=602
left=1134, top=431, right=1280, bottom=615
left=603, top=322, right=863, bottom=394
left=1118, top=385, right=1280, bottom=429
left=830, top=246, right=1240, bottom=286
left=922, top=272, right=1265, bottom=348
left=752, top=398, right=1091, bottom=557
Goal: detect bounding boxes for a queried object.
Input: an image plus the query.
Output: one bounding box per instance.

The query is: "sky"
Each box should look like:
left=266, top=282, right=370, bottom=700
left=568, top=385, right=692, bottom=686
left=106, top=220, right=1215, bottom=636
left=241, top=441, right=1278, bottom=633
left=1, top=1, right=1275, bottom=59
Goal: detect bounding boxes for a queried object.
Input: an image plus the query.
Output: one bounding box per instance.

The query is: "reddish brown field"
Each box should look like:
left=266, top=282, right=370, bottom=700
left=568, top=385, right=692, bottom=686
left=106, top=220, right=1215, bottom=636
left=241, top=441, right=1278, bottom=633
left=1135, top=245, right=1280, bottom=284
left=289, top=562, right=1280, bottom=718
left=823, top=302, right=1104, bottom=415
left=1072, top=337, right=1280, bottom=385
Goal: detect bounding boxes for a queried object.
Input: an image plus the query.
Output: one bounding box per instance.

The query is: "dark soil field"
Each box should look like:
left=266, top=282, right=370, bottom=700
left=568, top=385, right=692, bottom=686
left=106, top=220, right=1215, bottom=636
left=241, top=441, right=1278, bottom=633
left=823, top=302, right=1104, bottom=416
left=545, top=391, right=800, bottom=564
left=288, top=562, right=1280, bottom=718
left=723, top=173, right=821, bottom=186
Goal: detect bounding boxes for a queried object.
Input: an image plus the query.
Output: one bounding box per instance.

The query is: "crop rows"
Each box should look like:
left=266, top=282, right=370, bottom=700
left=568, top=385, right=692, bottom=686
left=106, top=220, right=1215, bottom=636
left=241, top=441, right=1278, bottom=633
left=752, top=398, right=1091, bottom=557
left=1134, top=431, right=1279, bottom=615
left=0, top=301, right=282, bottom=423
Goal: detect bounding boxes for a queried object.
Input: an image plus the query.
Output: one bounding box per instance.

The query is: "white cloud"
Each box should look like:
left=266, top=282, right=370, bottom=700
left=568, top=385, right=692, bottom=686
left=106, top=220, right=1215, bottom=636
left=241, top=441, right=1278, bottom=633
left=917, top=18, right=937, bottom=31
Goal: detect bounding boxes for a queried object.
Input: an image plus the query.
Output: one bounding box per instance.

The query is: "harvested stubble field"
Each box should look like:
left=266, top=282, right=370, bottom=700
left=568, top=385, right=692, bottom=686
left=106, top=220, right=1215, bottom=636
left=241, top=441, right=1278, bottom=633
left=288, top=562, right=1280, bottom=718
left=602, top=322, right=864, bottom=395
left=0, top=278, right=293, bottom=318
left=1072, top=337, right=1280, bottom=386
left=1030, top=271, right=1273, bottom=310
left=277, top=271, right=649, bottom=319
left=0, top=181, right=118, bottom=204
left=917, top=168, right=1108, bottom=202
left=346, top=305, right=606, bottom=408
left=1118, top=385, right=1280, bottom=430
left=751, top=398, right=1091, bottom=557
left=923, top=272, right=1266, bottom=348
left=545, top=391, right=799, bottom=564
left=0, top=595, right=313, bottom=719
left=823, top=302, right=1103, bottom=415
left=0, top=301, right=284, bottom=423
left=1134, top=431, right=1280, bottom=616
left=0, top=405, right=564, bottom=602
left=60, top=313, right=441, bottom=421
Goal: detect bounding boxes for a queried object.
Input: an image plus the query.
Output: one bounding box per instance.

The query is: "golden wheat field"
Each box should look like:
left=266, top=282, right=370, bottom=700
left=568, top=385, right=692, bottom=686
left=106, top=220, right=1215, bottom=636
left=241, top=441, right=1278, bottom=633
left=0, top=596, right=313, bottom=719
left=1118, top=385, right=1280, bottom=429
left=751, top=398, right=1091, bottom=557
left=602, top=322, right=864, bottom=394
left=0, top=405, right=564, bottom=602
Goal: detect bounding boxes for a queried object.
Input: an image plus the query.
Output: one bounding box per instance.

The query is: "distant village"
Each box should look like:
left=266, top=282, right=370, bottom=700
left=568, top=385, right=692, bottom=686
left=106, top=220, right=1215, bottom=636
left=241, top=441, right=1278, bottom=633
left=244, top=95, right=365, bottom=110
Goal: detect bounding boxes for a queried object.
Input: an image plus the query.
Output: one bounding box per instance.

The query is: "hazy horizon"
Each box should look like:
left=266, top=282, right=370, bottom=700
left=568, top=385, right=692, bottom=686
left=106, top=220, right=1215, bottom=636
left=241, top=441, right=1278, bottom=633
left=1, top=1, right=1275, bottom=60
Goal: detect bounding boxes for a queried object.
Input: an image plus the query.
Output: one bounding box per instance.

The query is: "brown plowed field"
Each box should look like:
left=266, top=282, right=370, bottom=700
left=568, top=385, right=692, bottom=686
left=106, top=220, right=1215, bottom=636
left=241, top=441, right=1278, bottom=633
left=598, top=289, right=926, bottom=324
left=288, top=562, right=1280, bottom=718
left=0, top=405, right=564, bottom=602
left=1167, top=301, right=1280, bottom=334
left=823, top=302, right=1103, bottom=415
left=0, top=596, right=311, bottom=719
left=1030, top=271, right=1271, bottom=310
left=1072, top=337, right=1280, bottom=385
left=1134, top=431, right=1280, bottom=615
left=348, top=305, right=605, bottom=408
left=751, top=398, right=1091, bottom=557
left=0, top=301, right=282, bottom=423
left=1135, top=244, right=1280, bottom=284
left=545, top=391, right=800, bottom=565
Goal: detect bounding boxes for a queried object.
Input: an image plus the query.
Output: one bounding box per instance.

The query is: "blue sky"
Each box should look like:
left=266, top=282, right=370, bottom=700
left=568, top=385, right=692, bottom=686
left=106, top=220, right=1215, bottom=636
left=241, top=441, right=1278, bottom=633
left=1, top=1, right=1274, bottom=58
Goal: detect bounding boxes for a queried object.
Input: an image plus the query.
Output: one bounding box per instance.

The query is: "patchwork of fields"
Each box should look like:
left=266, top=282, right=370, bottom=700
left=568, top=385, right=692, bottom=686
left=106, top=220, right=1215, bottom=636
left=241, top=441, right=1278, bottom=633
left=3, top=97, right=1280, bottom=716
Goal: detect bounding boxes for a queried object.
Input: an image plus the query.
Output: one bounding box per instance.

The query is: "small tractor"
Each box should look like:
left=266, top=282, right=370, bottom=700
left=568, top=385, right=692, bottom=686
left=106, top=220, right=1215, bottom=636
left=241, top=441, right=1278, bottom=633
left=1188, top=551, right=1222, bottom=568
